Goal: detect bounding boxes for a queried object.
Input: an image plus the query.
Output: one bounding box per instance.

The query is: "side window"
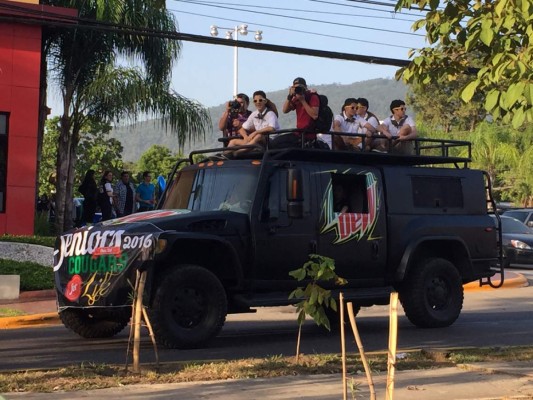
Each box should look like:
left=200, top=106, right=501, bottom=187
left=412, top=176, right=464, bottom=208
left=262, top=171, right=281, bottom=221
left=261, top=168, right=312, bottom=222
left=331, top=173, right=368, bottom=213
left=0, top=113, right=8, bottom=213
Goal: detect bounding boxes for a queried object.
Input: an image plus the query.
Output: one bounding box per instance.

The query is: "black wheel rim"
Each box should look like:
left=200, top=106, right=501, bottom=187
left=426, top=276, right=450, bottom=310
left=169, top=286, right=207, bottom=329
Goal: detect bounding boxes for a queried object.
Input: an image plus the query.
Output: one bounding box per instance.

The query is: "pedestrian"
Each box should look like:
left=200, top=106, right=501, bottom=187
left=98, top=170, right=115, bottom=221
left=136, top=171, right=156, bottom=212
left=78, top=169, right=98, bottom=225
left=332, top=98, right=361, bottom=150
left=114, top=171, right=136, bottom=217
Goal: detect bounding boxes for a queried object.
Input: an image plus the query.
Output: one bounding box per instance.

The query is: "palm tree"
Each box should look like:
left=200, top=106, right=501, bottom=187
left=42, top=0, right=210, bottom=233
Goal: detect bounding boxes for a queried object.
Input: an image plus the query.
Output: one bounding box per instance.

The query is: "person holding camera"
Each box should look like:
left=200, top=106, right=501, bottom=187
left=228, top=90, right=280, bottom=152
left=218, top=93, right=252, bottom=146
left=272, top=77, right=320, bottom=148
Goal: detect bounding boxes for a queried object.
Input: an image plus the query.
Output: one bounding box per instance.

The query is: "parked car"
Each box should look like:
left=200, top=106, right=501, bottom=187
left=503, top=208, right=533, bottom=228
left=492, top=215, right=533, bottom=267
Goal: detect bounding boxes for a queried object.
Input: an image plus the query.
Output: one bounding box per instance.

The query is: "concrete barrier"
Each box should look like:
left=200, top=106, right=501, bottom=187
left=0, top=275, right=20, bottom=300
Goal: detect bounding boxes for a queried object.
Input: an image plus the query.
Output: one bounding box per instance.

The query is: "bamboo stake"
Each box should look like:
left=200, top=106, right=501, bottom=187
left=125, top=272, right=140, bottom=371
left=141, top=306, right=159, bottom=369
left=347, top=302, right=376, bottom=400
left=132, top=270, right=147, bottom=373
left=385, top=292, right=399, bottom=400
left=340, top=293, right=347, bottom=400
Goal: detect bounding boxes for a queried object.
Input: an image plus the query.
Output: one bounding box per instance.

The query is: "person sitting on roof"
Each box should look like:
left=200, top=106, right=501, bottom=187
left=376, top=99, right=417, bottom=154
left=228, top=90, right=279, bottom=152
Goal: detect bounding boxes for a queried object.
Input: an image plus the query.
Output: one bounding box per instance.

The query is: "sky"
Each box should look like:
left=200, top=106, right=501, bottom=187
left=48, top=0, right=430, bottom=114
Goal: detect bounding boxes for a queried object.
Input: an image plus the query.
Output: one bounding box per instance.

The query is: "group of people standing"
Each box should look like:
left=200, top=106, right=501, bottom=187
left=218, top=77, right=417, bottom=154
left=78, top=169, right=156, bottom=224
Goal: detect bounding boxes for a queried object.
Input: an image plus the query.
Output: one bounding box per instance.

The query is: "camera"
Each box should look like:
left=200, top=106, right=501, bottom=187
left=230, top=100, right=241, bottom=112
left=294, top=86, right=306, bottom=95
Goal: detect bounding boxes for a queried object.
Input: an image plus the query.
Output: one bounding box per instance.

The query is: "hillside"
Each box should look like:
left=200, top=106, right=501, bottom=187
left=111, top=78, right=407, bottom=162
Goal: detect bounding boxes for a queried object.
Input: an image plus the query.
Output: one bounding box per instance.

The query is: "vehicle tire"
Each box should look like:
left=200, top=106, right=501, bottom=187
left=59, top=307, right=131, bottom=338
left=399, top=258, right=463, bottom=328
left=149, top=265, right=227, bottom=349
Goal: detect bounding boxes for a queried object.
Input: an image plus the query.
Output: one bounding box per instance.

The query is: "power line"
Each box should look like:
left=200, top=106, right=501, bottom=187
left=0, top=7, right=411, bottom=67
left=174, top=0, right=418, bottom=22
left=170, top=0, right=424, bottom=37
left=169, top=8, right=415, bottom=50
left=308, top=0, right=425, bottom=17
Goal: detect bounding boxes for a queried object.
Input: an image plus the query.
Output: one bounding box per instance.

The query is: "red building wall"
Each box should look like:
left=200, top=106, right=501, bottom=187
left=0, top=0, right=76, bottom=235
left=0, top=11, right=41, bottom=235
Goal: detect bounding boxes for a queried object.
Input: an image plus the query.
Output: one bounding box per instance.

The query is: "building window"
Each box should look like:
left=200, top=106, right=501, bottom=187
left=0, top=113, right=8, bottom=213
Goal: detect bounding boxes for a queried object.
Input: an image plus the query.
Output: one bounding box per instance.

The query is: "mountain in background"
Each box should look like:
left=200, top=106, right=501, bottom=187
left=111, top=78, right=407, bottom=162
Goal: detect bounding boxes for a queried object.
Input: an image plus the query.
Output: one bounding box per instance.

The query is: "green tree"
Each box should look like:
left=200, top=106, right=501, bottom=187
left=76, top=119, right=124, bottom=188
left=407, top=69, right=486, bottom=132
left=43, top=0, right=211, bottom=233
left=396, top=0, right=533, bottom=128
left=39, top=116, right=125, bottom=197
left=136, top=145, right=180, bottom=180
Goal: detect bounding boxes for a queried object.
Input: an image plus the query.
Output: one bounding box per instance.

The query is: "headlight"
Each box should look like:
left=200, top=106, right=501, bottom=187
left=154, top=239, right=167, bottom=254
left=510, top=240, right=532, bottom=250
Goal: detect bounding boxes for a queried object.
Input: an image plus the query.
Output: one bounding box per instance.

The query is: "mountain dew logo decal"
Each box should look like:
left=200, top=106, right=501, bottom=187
left=321, top=172, right=379, bottom=244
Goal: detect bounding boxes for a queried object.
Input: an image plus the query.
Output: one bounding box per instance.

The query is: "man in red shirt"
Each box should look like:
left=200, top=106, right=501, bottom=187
left=272, top=77, right=320, bottom=148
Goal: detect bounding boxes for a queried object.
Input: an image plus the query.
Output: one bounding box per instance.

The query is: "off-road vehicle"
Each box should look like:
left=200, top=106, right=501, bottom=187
left=54, top=131, right=503, bottom=349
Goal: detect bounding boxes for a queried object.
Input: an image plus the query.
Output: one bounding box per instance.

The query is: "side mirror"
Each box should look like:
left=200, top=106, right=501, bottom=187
left=287, top=168, right=303, bottom=219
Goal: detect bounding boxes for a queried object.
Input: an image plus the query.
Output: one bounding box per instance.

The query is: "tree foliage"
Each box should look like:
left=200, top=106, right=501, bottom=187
left=39, top=116, right=124, bottom=197
left=396, top=0, right=533, bottom=128
left=43, top=0, right=211, bottom=233
left=407, top=56, right=487, bottom=132
left=289, top=254, right=347, bottom=331
left=136, top=145, right=180, bottom=181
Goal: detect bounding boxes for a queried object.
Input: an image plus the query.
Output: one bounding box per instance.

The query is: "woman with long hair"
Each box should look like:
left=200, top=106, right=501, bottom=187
left=78, top=169, right=98, bottom=225
left=98, top=170, right=115, bottom=221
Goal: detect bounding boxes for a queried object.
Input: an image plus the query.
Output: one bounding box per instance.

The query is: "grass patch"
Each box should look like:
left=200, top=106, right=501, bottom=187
left=0, top=308, right=25, bottom=317
left=0, top=234, right=55, bottom=248
left=3, top=347, right=532, bottom=393
left=0, top=259, right=54, bottom=291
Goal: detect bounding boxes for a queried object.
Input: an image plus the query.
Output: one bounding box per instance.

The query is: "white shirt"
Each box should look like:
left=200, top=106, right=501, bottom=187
left=104, top=182, right=113, bottom=204
left=242, top=109, right=280, bottom=134
left=356, top=113, right=380, bottom=134
left=381, top=115, right=416, bottom=137
left=333, top=112, right=359, bottom=134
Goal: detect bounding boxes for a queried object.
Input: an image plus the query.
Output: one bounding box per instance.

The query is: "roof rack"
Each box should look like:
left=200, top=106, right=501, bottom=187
left=191, top=129, right=472, bottom=168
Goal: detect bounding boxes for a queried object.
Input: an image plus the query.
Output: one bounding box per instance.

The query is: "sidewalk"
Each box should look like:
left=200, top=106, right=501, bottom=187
left=0, top=273, right=531, bottom=399
left=2, top=362, right=533, bottom=399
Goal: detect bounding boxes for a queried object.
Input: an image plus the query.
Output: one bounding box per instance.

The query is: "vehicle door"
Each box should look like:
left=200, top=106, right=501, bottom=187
left=315, top=166, right=387, bottom=286
left=251, top=163, right=318, bottom=289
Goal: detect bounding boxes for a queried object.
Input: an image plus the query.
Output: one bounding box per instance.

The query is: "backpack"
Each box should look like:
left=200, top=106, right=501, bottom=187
left=313, top=93, right=334, bottom=133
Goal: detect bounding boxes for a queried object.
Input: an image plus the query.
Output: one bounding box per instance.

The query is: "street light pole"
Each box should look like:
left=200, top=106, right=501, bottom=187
left=210, top=24, right=263, bottom=97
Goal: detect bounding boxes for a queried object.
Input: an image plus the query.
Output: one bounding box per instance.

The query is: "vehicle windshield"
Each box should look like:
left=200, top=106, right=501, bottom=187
left=162, top=166, right=259, bottom=214
left=497, top=216, right=533, bottom=234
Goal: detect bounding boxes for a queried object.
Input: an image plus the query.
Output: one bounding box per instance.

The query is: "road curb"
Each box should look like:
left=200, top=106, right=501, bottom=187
left=0, top=312, right=59, bottom=329
left=463, top=271, right=528, bottom=291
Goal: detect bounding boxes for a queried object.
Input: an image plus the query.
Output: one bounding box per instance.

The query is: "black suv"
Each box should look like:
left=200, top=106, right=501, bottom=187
left=54, top=135, right=502, bottom=349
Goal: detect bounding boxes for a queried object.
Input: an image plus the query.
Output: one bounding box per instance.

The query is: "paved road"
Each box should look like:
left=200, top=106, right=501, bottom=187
left=1, top=273, right=532, bottom=372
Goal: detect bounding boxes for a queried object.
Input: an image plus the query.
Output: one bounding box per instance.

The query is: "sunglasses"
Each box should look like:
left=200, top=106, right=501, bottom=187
left=349, top=106, right=357, bottom=110
left=253, top=99, right=266, bottom=103
left=393, top=106, right=406, bottom=111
